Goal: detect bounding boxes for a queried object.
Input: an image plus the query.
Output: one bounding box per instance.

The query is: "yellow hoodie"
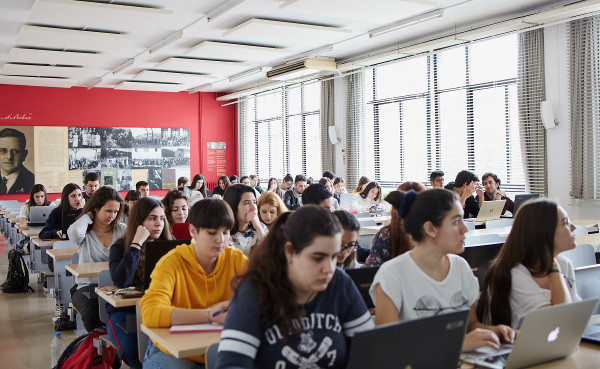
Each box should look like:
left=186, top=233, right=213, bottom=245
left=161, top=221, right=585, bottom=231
left=141, top=241, right=247, bottom=362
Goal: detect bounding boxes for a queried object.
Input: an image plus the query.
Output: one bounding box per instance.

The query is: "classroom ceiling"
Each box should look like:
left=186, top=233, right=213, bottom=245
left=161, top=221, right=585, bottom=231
left=0, top=0, right=595, bottom=96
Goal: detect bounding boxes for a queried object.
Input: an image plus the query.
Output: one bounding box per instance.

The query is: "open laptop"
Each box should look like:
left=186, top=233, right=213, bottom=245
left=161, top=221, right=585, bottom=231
left=141, top=239, right=190, bottom=290
left=345, top=266, right=379, bottom=309
left=513, top=193, right=540, bottom=215
left=574, top=264, right=600, bottom=344
left=464, top=200, right=506, bottom=226
left=338, top=193, right=353, bottom=210
left=347, top=309, right=469, bottom=369
left=61, top=209, right=82, bottom=240
left=28, top=205, right=54, bottom=227
left=461, top=299, right=599, bottom=369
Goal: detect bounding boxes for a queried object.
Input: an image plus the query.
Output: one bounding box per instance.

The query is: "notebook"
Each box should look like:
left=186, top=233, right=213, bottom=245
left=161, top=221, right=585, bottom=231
left=170, top=323, right=223, bottom=334
left=347, top=309, right=469, bottom=369
left=142, top=239, right=190, bottom=290
left=346, top=266, right=379, bottom=309
left=61, top=209, right=82, bottom=240
left=513, top=193, right=540, bottom=215
left=461, top=299, right=599, bottom=369
left=28, top=205, right=54, bottom=227
left=465, top=200, right=506, bottom=223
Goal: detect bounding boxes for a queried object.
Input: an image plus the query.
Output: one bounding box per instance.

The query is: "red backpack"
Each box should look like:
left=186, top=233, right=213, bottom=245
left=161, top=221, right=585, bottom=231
left=57, top=329, right=119, bottom=369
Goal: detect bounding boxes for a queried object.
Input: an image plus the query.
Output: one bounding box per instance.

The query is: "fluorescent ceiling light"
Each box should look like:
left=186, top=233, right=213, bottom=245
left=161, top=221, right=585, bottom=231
left=149, top=30, right=183, bottom=54
left=284, top=44, right=333, bottom=64
left=189, top=83, right=213, bottom=94
left=86, top=76, right=103, bottom=90
left=368, top=9, right=444, bottom=38
left=207, top=0, right=246, bottom=22
left=112, top=58, right=134, bottom=74
left=229, top=67, right=262, bottom=82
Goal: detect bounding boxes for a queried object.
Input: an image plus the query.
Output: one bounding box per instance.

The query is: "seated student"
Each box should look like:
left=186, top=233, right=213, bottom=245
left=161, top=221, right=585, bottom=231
left=229, top=175, right=239, bottom=185
left=223, top=184, right=268, bottom=256
left=257, top=191, right=287, bottom=227
left=333, top=176, right=347, bottom=197
left=213, top=175, right=230, bottom=197
left=266, top=177, right=285, bottom=198
left=136, top=180, right=150, bottom=198
left=141, top=199, right=247, bottom=368
left=319, top=177, right=340, bottom=208
left=370, top=189, right=515, bottom=352
left=82, top=172, right=100, bottom=201
left=322, top=170, right=336, bottom=181
left=366, top=191, right=413, bottom=267
left=302, top=183, right=336, bottom=211
left=108, top=197, right=172, bottom=369
left=19, top=183, right=55, bottom=228
left=477, top=199, right=580, bottom=329
left=161, top=190, right=189, bottom=228
left=183, top=174, right=207, bottom=205
left=69, top=186, right=126, bottom=332
left=429, top=170, right=444, bottom=188
left=476, top=172, right=515, bottom=215
left=444, top=170, right=484, bottom=219
left=398, top=181, right=426, bottom=192
left=121, top=190, right=141, bottom=225
left=281, top=173, right=294, bottom=192
left=350, top=181, right=388, bottom=212
left=283, top=174, right=307, bottom=210
left=333, top=209, right=362, bottom=270
left=249, top=174, right=263, bottom=194
left=175, top=176, right=189, bottom=192
left=216, top=206, right=374, bottom=368
left=39, top=183, right=84, bottom=240
left=352, top=175, right=370, bottom=193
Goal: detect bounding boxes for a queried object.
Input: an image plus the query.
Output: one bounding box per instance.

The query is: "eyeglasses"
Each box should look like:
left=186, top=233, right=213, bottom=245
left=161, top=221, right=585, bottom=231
left=433, top=178, right=444, bottom=183
left=341, top=241, right=358, bottom=253
left=0, top=148, right=24, bottom=156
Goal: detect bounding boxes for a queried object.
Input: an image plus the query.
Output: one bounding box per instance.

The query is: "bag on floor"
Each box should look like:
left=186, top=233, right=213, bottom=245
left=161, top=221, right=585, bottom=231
left=1, top=249, right=34, bottom=293
left=57, top=329, right=121, bottom=369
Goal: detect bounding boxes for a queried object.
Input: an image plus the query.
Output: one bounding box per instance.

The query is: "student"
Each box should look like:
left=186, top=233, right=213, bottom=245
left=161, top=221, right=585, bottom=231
left=216, top=206, right=374, bottom=368
left=184, top=174, right=207, bottom=205
left=19, top=183, right=54, bottom=228
left=121, top=190, right=141, bottom=225
left=223, top=184, right=268, bottom=256
left=366, top=191, right=413, bottom=267
left=161, top=190, right=189, bottom=228
left=136, top=180, right=150, bottom=197
left=229, top=175, right=239, bottom=184
left=302, top=183, right=336, bottom=210
left=370, top=189, right=515, bottom=352
left=476, top=172, right=515, bottom=215
left=333, top=209, right=361, bottom=270
left=322, top=170, right=336, bottom=181
left=69, top=186, right=126, bottom=332
left=240, top=176, right=250, bottom=185
left=397, top=181, right=426, bottom=192
left=333, top=177, right=347, bottom=197
left=141, top=199, right=247, bottom=368
left=350, top=181, right=387, bottom=212
left=281, top=174, right=294, bottom=192
left=176, top=176, right=189, bottom=192
left=0, top=128, right=34, bottom=194
left=444, top=170, right=483, bottom=218
left=429, top=170, right=445, bottom=188
left=319, top=176, right=340, bottom=208
left=249, top=174, right=263, bottom=194
left=352, top=175, right=370, bottom=193
left=283, top=174, right=307, bottom=210
left=213, top=175, right=230, bottom=197
left=108, top=197, right=172, bottom=369
left=39, top=183, right=84, bottom=240
left=82, top=172, right=100, bottom=201
left=266, top=177, right=285, bottom=198
left=257, top=191, right=287, bottom=227
left=477, top=199, right=580, bottom=329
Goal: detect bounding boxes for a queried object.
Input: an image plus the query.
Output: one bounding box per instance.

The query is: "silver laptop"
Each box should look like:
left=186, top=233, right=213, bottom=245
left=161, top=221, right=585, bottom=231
left=28, top=205, right=54, bottom=227
left=338, top=193, right=353, bottom=209
left=461, top=299, right=599, bottom=369
left=465, top=200, right=506, bottom=223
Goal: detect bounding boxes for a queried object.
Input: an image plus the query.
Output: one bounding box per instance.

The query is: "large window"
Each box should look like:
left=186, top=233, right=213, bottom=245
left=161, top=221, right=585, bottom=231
left=362, top=33, right=525, bottom=191
left=239, top=83, right=322, bottom=180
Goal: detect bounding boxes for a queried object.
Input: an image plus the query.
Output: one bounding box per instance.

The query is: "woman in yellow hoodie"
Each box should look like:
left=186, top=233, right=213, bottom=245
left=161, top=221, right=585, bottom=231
left=141, top=198, right=247, bottom=368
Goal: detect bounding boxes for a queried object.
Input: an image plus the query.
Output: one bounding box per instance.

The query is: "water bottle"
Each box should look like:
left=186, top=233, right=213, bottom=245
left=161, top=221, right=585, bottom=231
left=50, top=332, right=66, bottom=369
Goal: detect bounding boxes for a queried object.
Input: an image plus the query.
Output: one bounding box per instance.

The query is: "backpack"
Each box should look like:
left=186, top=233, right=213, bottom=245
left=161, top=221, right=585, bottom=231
left=57, top=329, right=120, bottom=369
left=1, top=249, right=34, bottom=293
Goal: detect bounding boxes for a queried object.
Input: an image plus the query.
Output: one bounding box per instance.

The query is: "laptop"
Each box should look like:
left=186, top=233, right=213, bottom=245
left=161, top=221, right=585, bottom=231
left=461, top=299, right=599, bottom=369
left=460, top=242, right=503, bottom=289
left=345, top=266, right=379, bottom=309
left=28, top=205, right=54, bottom=227
left=142, top=239, right=190, bottom=290
left=347, top=309, right=469, bottom=369
left=513, top=193, right=540, bottom=215
left=465, top=200, right=506, bottom=224
left=575, top=264, right=600, bottom=343
left=61, top=209, right=82, bottom=240
left=339, top=193, right=353, bottom=210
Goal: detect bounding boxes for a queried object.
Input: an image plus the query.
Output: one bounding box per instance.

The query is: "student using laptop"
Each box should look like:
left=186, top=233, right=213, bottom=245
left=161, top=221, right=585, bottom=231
left=444, top=170, right=484, bottom=218
left=184, top=174, right=207, bottom=205
left=333, top=209, right=361, bottom=270
left=19, top=183, right=54, bottom=228
left=108, top=197, right=173, bottom=369
left=476, top=172, right=515, bottom=215
left=370, top=189, right=515, bottom=352
left=216, top=206, right=374, bottom=368
left=477, top=199, right=581, bottom=329
left=39, top=183, right=84, bottom=240
left=141, top=199, right=247, bottom=368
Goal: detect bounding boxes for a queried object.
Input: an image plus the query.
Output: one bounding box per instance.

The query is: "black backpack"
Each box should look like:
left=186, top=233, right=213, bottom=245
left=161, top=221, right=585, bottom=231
left=1, top=249, right=34, bottom=293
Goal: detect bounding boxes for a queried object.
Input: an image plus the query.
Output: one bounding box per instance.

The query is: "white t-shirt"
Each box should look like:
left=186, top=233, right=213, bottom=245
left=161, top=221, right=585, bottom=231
left=370, top=252, right=479, bottom=321
left=19, top=202, right=56, bottom=219
left=509, top=254, right=581, bottom=329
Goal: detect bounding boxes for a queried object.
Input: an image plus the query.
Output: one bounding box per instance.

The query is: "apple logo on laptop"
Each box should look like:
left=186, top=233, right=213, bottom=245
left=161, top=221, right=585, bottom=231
left=547, top=327, right=560, bottom=342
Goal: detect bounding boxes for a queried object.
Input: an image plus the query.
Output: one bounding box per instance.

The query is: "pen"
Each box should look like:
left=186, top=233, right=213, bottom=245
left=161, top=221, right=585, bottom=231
left=212, top=308, right=228, bottom=317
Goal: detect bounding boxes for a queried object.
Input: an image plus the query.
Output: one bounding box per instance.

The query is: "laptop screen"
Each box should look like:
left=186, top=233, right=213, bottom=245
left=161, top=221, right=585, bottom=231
left=61, top=209, right=82, bottom=239
left=143, top=239, right=190, bottom=290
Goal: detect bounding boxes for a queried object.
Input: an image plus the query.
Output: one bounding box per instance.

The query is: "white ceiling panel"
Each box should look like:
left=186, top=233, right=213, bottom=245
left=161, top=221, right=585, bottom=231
left=115, top=81, right=184, bottom=92
left=8, top=47, right=111, bottom=67
left=156, top=57, right=250, bottom=75
left=29, top=0, right=173, bottom=33
left=17, top=25, right=137, bottom=51
left=0, top=63, right=88, bottom=78
left=0, top=75, right=76, bottom=88
left=222, top=19, right=352, bottom=47
left=133, top=70, right=217, bottom=84
left=185, top=41, right=293, bottom=61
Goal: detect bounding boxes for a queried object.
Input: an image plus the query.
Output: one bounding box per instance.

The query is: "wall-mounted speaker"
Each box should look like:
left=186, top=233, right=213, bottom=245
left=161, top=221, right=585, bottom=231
left=540, top=100, right=558, bottom=129
left=328, top=125, right=341, bottom=145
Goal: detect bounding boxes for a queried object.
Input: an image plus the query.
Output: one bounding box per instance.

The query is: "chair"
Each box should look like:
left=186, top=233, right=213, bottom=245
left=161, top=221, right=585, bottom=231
left=560, top=244, right=596, bottom=268
left=98, top=270, right=113, bottom=323
left=575, top=264, right=600, bottom=315
left=485, top=218, right=513, bottom=229
left=136, top=301, right=149, bottom=364
left=573, top=225, right=588, bottom=236
left=205, top=343, right=219, bottom=369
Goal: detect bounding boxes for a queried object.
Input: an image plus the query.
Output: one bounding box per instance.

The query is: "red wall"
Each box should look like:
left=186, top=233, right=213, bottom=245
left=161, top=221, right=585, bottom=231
left=0, top=84, right=237, bottom=200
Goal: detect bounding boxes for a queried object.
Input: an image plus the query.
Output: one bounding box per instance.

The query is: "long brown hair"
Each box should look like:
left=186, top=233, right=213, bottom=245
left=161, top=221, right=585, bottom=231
left=233, top=205, right=342, bottom=336
left=57, top=183, right=81, bottom=213
left=332, top=210, right=360, bottom=269
left=477, top=199, right=558, bottom=326
left=353, top=176, right=370, bottom=193
left=384, top=190, right=414, bottom=259
left=161, top=190, right=188, bottom=225
left=78, top=186, right=124, bottom=230
left=27, top=184, right=50, bottom=210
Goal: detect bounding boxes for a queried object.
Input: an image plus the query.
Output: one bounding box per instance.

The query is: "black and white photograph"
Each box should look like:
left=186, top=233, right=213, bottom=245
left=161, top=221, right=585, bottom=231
left=101, top=128, right=133, bottom=148
left=162, top=147, right=190, bottom=168
left=161, top=128, right=190, bottom=147
left=100, top=148, right=132, bottom=169
left=69, top=127, right=103, bottom=148
left=132, top=128, right=162, bottom=148
left=0, top=126, right=35, bottom=194
left=69, top=148, right=101, bottom=170
left=147, top=167, right=162, bottom=190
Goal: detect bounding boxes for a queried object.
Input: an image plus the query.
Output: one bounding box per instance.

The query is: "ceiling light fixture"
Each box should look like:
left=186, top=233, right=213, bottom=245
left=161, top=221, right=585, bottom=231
left=229, top=67, right=262, bottom=82
left=368, top=9, right=444, bottom=38
left=189, top=83, right=213, bottom=94
left=86, top=76, right=103, bottom=90
left=283, top=44, right=333, bottom=64
left=149, top=30, right=183, bottom=54
left=112, top=58, right=134, bottom=75
left=207, top=0, right=246, bottom=22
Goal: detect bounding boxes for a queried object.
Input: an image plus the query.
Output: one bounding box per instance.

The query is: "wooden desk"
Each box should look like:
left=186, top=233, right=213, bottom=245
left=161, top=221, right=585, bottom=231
left=46, top=248, right=77, bottom=261
left=23, top=229, right=42, bottom=238
left=66, top=262, right=108, bottom=278
left=466, top=226, right=512, bottom=238
left=573, top=219, right=600, bottom=233
left=576, top=233, right=600, bottom=251
left=140, top=325, right=220, bottom=359
left=32, top=238, right=58, bottom=248
left=8, top=216, right=18, bottom=223
left=16, top=224, right=29, bottom=231
left=97, top=286, right=141, bottom=308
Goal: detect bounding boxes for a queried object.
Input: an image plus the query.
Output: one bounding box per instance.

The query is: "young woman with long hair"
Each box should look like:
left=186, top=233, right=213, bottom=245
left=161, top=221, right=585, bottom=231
left=161, top=190, right=189, bottom=228
left=39, top=183, right=84, bottom=240
left=121, top=190, right=141, bottom=225
left=266, top=177, right=285, bottom=198
left=19, top=183, right=53, bottom=228
left=352, top=176, right=370, bottom=193
left=333, top=209, right=361, bottom=270
left=477, top=199, right=580, bottom=329
left=184, top=173, right=207, bottom=205
left=370, top=189, right=515, bottom=352
left=350, top=181, right=386, bottom=212
left=216, top=206, right=374, bottom=368
left=223, top=184, right=268, bottom=255
left=107, top=197, right=172, bottom=368
left=213, top=175, right=231, bottom=197
left=257, top=190, right=287, bottom=227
